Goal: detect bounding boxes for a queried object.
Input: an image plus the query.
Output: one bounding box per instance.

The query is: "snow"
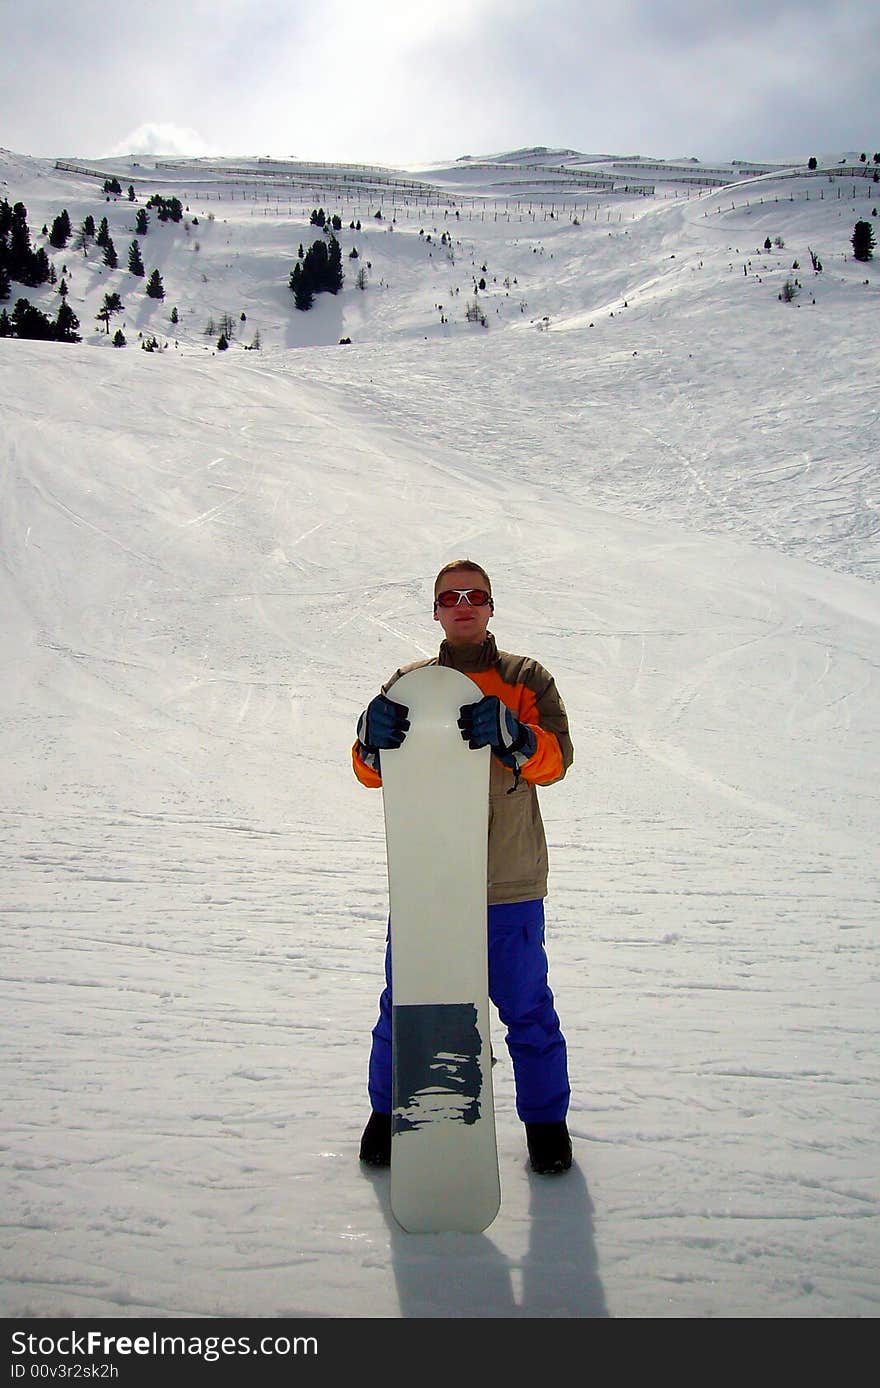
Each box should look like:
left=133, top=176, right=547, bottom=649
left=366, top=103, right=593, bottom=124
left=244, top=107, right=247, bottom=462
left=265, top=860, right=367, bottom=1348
left=1, top=149, right=878, bottom=1319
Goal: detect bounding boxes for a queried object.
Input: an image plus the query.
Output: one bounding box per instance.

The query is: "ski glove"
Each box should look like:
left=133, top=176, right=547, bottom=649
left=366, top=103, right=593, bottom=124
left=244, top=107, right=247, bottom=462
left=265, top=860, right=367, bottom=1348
left=356, top=693, right=410, bottom=774
left=457, top=695, right=537, bottom=772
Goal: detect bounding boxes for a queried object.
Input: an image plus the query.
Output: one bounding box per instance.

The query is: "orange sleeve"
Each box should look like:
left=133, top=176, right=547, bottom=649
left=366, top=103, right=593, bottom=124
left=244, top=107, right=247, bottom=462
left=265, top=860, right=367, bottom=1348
left=520, top=725, right=565, bottom=785
left=352, top=739, right=383, bottom=789
left=471, top=668, right=567, bottom=786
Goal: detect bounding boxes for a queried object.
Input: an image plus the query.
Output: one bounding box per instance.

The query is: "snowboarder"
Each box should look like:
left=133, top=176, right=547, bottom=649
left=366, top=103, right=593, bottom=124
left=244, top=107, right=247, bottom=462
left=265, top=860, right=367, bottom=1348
left=353, top=560, right=574, bottom=1174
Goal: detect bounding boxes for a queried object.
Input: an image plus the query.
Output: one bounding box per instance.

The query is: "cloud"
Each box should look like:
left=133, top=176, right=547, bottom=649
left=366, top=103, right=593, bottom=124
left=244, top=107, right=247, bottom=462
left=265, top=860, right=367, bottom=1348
left=104, top=124, right=219, bottom=159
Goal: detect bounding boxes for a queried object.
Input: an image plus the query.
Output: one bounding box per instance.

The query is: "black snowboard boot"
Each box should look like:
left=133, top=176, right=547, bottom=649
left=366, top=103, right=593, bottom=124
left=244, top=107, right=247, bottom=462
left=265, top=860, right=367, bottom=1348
left=359, top=1110, right=391, bottom=1167
left=525, top=1120, right=572, bottom=1174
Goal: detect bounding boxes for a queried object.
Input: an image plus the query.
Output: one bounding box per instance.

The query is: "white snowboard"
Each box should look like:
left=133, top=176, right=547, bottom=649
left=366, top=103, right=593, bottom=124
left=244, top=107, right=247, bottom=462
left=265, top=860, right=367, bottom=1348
left=380, top=664, right=500, bottom=1234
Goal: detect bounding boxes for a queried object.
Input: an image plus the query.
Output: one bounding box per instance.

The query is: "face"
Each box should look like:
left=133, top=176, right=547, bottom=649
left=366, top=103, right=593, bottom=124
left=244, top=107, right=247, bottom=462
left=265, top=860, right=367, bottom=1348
left=433, top=568, right=494, bottom=646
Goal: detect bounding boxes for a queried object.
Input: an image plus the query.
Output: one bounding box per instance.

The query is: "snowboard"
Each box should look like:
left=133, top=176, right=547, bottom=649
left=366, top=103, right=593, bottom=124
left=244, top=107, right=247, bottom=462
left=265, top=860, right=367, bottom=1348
left=379, top=664, right=500, bottom=1234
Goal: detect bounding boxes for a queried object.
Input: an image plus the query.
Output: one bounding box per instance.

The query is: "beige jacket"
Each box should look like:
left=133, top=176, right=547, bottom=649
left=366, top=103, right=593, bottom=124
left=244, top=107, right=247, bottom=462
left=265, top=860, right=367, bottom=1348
left=353, top=634, right=573, bottom=904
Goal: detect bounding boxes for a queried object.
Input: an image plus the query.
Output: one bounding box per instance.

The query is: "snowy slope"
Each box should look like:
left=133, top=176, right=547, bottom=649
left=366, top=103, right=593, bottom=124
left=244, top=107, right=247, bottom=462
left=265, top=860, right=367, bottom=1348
left=1, top=150, right=878, bottom=1319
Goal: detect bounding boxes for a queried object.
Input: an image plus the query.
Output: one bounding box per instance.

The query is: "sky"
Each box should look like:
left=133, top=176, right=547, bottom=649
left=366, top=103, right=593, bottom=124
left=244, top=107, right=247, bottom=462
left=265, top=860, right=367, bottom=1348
left=1, top=0, right=877, bottom=167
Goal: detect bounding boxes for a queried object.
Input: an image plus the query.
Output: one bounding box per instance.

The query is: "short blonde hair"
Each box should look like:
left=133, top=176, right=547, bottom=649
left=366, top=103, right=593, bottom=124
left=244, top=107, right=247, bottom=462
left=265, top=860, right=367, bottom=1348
left=433, top=559, right=492, bottom=596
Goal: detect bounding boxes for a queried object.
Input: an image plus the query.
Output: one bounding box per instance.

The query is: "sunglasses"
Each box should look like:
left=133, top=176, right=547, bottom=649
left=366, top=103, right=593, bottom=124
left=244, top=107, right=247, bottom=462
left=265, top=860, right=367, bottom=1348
left=434, top=588, right=493, bottom=609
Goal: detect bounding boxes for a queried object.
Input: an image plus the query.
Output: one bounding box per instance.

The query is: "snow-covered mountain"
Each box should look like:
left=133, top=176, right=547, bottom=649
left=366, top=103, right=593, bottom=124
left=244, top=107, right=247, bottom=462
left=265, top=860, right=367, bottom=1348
left=1, top=148, right=878, bottom=1319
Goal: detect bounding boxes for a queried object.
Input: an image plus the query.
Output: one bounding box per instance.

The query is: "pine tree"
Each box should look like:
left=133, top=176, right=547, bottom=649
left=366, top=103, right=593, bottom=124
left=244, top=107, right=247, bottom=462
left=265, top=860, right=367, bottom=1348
left=0, top=265, right=10, bottom=301
left=136, top=208, right=149, bottom=236
left=852, top=220, right=876, bottom=261
left=289, top=261, right=313, bottom=311
left=0, top=308, right=12, bottom=336
left=55, top=300, right=81, bottom=342
left=103, top=238, right=118, bottom=269
left=113, top=329, right=126, bottom=347
left=49, top=210, right=72, bottom=249
left=96, top=217, right=110, bottom=249
left=12, top=298, right=56, bottom=340
left=96, top=291, right=125, bottom=333
left=327, top=236, right=344, bottom=294
left=27, top=247, right=51, bottom=286
left=128, top=240, right=145, bottom=276
left=146, top=269, right=165, bottom=299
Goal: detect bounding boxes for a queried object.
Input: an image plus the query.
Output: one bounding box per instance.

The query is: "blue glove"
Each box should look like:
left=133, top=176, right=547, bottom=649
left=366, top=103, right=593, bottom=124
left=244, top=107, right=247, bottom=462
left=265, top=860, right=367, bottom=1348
left=457, top=695, right=536, bottom=771
left=357, top=693, right=410, bottom=773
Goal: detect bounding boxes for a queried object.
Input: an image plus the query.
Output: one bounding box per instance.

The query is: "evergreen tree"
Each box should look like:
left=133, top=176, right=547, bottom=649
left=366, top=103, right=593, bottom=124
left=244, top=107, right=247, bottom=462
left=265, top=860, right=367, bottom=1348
left=852, top=220, right=876, bottom=261
left=0, top=308, right=12, bottom=336
left=96, top=291, right=125, bottom=333
left=170, top=306, right=179, bottom=324
left=96, top=217, right=110, bottom=248
left=58, top=276, right=69, bottom=298
left=113, top=329, right=126, bottom=347
left=128, top=185, right=136, bottom=201
left=136, top=208, right=150, bottom=236
left=146, top=195, right=183, bottom=223
left=303, top=238, right=329, bottom=292
left=327, top=235, right=344, bottom=294
left=6, top=202, right=51, bottom=285
left=128, top=240, right=145, bottom=276
left=83, top=214, right=96, bottom=239
left=103, top=238, right=118, bottom=269
left=146, top=269, right=165, bottom=299
left=0, top=265, right=10, bottom=301
left=12, top=298, right=56, bottom=340
left=25, top=247, right=51, bottom=287
left=55, top=300, right=81, bottom=342
left=289, top=261, right=313, bottom=311
left=49, top=210, right=72, bottom=249
left=289, top=235, right=344, bottom=309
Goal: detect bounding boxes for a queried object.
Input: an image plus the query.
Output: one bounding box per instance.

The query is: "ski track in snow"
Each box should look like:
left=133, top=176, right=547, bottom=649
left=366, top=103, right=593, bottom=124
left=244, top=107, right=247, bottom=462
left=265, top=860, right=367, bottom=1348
left=1, top=152, right=879, bottom=1319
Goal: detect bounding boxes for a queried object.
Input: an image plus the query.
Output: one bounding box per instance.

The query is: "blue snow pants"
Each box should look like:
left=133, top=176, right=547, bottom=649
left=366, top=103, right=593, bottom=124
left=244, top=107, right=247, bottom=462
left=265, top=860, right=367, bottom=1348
left=368, top=898, right=570, bottom=1124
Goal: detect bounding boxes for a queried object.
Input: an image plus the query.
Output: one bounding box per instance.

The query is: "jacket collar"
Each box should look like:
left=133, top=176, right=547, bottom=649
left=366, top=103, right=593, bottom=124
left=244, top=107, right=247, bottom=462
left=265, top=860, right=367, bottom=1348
left=438, top=631, right=499, bottom=672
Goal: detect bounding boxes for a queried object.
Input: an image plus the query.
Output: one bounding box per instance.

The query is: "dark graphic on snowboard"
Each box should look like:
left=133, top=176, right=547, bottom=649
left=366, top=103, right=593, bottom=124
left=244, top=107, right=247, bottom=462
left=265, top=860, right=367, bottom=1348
left=392, top=1002, right=482, bottom=1133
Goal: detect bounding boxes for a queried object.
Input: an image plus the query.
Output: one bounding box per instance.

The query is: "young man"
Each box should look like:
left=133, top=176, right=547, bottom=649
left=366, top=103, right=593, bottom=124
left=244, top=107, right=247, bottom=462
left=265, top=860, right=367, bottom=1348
left=352, top=561, right=574, bottom=1174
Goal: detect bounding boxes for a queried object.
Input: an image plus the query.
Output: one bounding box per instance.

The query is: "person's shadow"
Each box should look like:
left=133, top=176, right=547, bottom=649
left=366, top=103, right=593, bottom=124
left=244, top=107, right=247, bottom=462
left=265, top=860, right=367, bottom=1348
left=364, top=1152, right=608, bottom=1318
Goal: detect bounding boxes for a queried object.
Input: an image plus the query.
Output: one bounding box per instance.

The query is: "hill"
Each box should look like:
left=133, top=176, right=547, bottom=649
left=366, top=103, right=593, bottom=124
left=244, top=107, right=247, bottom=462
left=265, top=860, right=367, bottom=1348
left=1, top=149, right=878, bottom=1321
